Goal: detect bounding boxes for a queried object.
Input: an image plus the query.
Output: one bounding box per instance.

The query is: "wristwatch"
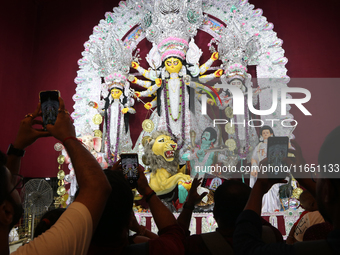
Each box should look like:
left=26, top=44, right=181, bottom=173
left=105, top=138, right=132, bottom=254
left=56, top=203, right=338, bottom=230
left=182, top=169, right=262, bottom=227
left=7, top=144, right=25, bottom=157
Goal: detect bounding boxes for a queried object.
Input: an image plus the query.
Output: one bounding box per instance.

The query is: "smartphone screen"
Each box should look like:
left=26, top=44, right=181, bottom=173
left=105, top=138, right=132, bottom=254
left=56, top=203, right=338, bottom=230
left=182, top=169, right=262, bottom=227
left=121, top=153, right=139, bottom=188
left=267, top=137, right=289, bottom=177
left=201, top=173, right=226, bottom=191
left=40, top=91, right=60, bottom=129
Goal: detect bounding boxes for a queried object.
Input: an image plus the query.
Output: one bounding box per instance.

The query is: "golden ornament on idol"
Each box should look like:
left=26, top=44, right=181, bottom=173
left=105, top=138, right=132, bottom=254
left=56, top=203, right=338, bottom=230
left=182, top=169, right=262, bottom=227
left=94, top=129, right=103, bottom=138
left=57, top=155, right=65, bottom=165
left=225, top=107, right=233, bottom=119
left=93, top=114, right=103, bottom=125
left=225, top=122, right=235, bottom=134
left=225, top=139, right=237, bottom=151
left=142, top=119, right=154, bottom=132
left=57, top=170, right=65, bottom=180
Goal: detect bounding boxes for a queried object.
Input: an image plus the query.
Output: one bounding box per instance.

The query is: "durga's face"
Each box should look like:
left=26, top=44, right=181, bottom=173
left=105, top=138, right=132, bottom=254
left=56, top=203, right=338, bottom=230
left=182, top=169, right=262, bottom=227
left=111, top=88, right=123, bottom=99
left=164, top=57, right=182, bottom=74
left=230, top=79, right=243, bottom=89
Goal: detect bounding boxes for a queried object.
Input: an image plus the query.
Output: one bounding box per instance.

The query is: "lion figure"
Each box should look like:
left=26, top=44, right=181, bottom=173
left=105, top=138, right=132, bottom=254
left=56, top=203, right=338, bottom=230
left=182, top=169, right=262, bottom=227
left=142, top=131, right=191, bottom=196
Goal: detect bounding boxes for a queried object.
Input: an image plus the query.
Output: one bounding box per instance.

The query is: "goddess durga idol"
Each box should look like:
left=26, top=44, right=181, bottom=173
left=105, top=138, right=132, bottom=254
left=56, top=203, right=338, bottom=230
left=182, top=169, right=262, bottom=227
left=130, top=1, right=222, bottom=153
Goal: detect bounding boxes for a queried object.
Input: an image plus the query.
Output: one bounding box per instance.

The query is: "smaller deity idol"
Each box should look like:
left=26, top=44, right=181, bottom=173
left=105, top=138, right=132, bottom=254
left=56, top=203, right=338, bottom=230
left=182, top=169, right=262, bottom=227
left=101, top=72, right=136, bottom=165
left=207, top=63, right=261, bottom=161
left=84, top=30, right=136, bottom=165
left=182, top=127, right=218, bottom=177
left=78, top=134, right=108, bottom=169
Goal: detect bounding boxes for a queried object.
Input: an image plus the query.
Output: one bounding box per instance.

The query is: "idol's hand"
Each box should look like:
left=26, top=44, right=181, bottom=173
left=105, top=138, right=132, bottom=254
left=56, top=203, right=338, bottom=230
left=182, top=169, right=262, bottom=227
left=132, top=62, right=139, bottom=69
left=214, top=69, right=223, bottom=78
left=207, top=98, right=215, bottom=105
left=211, top=52, right=219, bottom=60
left=155, top=78, right=162, bottom=87
left=144, top=102, right=152, bottom=110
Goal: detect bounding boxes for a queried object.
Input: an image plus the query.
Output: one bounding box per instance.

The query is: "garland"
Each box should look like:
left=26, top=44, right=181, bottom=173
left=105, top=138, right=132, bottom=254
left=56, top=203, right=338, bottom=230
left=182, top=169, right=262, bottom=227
left=165, top=79, right=182, bottom=121
left=107, top=103, right=121, bottom=166
left=163, top=78, right=186, bottom=149
left=234, top=94, right=250, bottom=159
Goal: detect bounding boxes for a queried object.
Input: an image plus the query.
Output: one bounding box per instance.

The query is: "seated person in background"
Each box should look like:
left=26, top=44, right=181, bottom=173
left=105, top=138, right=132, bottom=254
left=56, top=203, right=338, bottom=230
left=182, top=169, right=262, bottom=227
left=299, top=190, right=318, bottom=212
left=1, top=98, right=111, bottom=255
left=294, top=198, right=325, bottom=242
left=233, top=128, right=340, bottom=255
left=286, top=190, right=319, bottom=244
left=87, top=166, right=186, bottom=255
left=177, top=176, right=283, bottom=255
left=303, top=221, right=333, bottom=242
left=34, top=208, right=66, bottom=238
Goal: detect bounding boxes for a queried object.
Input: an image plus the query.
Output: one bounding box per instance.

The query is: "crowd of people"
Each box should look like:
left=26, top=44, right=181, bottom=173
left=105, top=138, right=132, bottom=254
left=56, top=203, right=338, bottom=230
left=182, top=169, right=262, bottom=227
left=1, top=97, right=339, bottom=254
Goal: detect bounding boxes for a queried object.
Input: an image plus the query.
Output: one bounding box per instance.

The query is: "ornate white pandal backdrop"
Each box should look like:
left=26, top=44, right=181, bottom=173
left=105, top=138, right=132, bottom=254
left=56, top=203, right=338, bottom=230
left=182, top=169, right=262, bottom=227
left=71, top=0, right=295, bottom=163
left=61, top=0, right=298, bottom=231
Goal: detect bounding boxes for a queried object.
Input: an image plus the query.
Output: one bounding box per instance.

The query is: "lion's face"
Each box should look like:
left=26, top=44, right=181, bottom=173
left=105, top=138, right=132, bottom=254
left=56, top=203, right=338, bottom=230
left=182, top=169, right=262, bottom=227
left=152, top=134, right=177, bottom=162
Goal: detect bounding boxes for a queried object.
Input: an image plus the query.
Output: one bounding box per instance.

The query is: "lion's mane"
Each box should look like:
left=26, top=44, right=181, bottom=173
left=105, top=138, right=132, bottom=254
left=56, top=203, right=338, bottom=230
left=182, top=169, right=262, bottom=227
left=142, top=130, right=179, bottom=176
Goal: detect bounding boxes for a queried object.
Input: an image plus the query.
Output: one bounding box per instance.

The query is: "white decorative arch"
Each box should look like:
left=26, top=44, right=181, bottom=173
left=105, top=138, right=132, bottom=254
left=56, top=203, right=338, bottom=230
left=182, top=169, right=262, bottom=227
left=72, top=0, right=295, bottom=161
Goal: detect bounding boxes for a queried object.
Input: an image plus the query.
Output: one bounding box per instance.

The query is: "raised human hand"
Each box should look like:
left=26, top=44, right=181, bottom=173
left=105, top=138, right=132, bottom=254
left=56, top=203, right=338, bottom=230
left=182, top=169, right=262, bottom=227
left=129, top=211, right=141, bottom=233
left=255, top=158, right=288, bottom=194
left=186, top=174, right=208, bottom=206
left=137, top=165, right=152, bottom=196
left=282, top=139, right=306, bottom=168
left=46, top=97, right=76, bottom=142
left=109, top=158, right=122, bottom=171
left=282, top=139, right=314, bottom=193
left=13, top=103, right=50, bottom=149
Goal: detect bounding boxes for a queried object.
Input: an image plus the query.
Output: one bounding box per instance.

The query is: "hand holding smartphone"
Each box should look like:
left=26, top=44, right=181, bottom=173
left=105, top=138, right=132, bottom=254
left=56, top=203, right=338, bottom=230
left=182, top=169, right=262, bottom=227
left=267, top=136, right=289, bottom=178
left=120, top=153, right=139, bottom=188
left=39, top=90, right=60, bottom=130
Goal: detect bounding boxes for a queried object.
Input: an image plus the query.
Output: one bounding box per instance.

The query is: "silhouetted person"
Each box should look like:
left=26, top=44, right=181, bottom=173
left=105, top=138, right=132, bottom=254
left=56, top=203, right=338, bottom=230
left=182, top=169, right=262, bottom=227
left=234, top=128, right=340, bottom=254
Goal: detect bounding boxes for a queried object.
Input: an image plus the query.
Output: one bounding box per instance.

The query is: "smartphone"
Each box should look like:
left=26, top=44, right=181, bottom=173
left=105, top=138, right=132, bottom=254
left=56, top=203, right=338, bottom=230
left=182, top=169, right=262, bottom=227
left=201, top=173, right=226, bottom=191
left=267, top=137, right=289, bottom=177
left=120, top=153, right=139, bottom=188
left=40, top=90, right=60, bottom=130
